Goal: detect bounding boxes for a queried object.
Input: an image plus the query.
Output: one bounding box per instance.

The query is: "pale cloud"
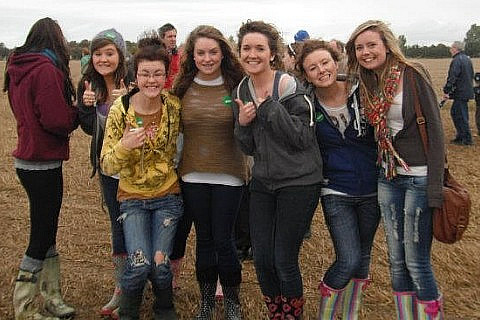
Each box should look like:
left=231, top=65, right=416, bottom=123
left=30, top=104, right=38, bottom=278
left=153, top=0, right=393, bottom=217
left=0, top=0, right=477, bottom=48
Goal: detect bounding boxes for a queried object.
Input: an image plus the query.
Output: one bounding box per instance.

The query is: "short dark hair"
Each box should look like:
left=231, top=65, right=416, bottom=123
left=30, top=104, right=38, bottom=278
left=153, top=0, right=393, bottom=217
left=159, top=23, right=176, bottom=38
left=133, top=44, right=170, bottom=76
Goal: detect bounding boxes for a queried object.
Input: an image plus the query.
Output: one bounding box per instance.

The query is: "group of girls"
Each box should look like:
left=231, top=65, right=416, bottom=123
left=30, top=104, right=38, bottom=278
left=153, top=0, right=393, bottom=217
left=5, top=16, right=445, bottom=320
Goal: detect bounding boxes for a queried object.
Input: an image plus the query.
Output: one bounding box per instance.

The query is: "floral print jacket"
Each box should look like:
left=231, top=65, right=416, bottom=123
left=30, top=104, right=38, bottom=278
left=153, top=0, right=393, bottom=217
left=100, top=90, right=182, bottom=199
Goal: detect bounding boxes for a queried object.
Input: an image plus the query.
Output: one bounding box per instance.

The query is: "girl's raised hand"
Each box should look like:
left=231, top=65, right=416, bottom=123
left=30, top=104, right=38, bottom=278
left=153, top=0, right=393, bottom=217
left=236, top=99, right=256, bottom=126
left=112, top=79, right=128, bottom=101
left=82, top=81, right=96, bottom=107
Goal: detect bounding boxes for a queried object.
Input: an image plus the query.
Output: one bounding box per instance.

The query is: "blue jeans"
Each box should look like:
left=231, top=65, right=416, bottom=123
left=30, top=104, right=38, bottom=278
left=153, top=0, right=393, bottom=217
left=250, top=178, right=321, bottom=298
left=119, top=194, right=183, bottom=295
left=321, top=194, right=380, bottom=289
left=182, top=182, right=243, bottom=286
left=99, top=174, right=126, bottom=255
left=450, top=99, right=472, bottom=143
left=378, top=171, right=439, bottom=301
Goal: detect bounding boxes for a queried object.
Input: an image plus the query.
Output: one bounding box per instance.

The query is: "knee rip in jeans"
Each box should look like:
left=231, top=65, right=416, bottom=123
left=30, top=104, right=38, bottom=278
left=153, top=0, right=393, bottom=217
left=163, top=217, right=173, bottom=227
left=154, top=251, right=169, bottom=266
left=130, top=249, right=150, bottom=267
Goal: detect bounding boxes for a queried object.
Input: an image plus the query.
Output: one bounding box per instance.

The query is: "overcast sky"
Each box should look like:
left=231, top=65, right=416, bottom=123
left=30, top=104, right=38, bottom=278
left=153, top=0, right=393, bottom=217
left=0, top=0, right=478, bottom=49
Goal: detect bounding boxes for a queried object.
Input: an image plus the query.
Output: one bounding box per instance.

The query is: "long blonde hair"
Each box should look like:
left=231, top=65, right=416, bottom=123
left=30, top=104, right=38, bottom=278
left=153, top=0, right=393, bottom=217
left=345, top=20, right=432, bottom=105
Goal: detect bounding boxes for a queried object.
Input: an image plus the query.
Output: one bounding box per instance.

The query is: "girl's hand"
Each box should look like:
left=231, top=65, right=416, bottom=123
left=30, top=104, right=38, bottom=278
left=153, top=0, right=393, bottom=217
left=121, top=123, right=146, bottom=150
left=112, top=79, right=128, bottom=101
left=236, top=99, right=256, bottom=126
left=82, top=81, right=96, bottom=107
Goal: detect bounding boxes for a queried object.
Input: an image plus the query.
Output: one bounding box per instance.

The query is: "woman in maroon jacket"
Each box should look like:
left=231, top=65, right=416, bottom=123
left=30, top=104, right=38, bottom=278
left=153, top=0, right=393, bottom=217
left=3, top=17, right=78, bottom=320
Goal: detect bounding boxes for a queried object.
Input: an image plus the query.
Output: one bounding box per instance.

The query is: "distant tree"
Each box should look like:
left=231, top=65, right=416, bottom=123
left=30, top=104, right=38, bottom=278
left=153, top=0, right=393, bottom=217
left=398, top=35, right=407, bottom=55
left=431, top=43, right=450, bottom=58
left=126, top=41, right=137, bottom=56
left=227, top=35, right=236, bottom=48
left=0, top=42, right=10, bottom=60
left=406, top=44, right=424, bottom=58
left=464, top=24, right=480, bottom=57
left=79, top=39, right=90, bottom=52
left=68, top=41, right=82, bottom=60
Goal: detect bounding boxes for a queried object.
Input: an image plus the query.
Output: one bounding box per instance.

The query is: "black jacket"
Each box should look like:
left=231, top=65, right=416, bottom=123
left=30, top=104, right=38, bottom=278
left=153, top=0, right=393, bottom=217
left=77, top=78, right=131, bottom=177
left=443, top=51, right=474, bottom=100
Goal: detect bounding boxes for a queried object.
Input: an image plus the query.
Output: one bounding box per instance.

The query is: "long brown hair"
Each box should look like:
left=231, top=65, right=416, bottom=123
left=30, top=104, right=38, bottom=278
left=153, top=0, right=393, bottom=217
left=173, top=25, right=244, bottom=99
left=345, top=20, right=432, bottom=105
left=80, top=38, right=127, bottom=105
left=3, top=17, right=75, bottom=104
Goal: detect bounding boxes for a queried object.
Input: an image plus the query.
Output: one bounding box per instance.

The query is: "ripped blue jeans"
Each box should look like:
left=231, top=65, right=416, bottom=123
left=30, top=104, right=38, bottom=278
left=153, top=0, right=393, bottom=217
left=119, top=194, right=183, bottom=296
left=378, top=171, right=439, bottom=301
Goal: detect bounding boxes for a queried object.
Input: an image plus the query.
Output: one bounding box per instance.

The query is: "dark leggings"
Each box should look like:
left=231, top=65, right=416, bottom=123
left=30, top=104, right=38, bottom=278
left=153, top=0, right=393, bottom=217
left=99, top=173, right=126, bottom=255
left=16, top=167, right=63, bottom=260
left=183, top=182, right=243, bottom=286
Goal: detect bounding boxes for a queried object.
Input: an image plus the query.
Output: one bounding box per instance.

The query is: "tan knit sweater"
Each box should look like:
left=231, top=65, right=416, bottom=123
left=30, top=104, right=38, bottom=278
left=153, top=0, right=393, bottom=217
left=178, top=81, right=247, bottom=182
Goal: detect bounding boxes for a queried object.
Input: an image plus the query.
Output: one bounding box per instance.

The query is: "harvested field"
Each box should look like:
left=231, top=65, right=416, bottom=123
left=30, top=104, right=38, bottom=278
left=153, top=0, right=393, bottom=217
left=1, top=59, right=479, bottom=319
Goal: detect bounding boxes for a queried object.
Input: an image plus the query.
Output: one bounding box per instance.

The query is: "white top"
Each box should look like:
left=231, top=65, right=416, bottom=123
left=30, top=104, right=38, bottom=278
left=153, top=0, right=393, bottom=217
left=322, top=103, right=350, bottom=138
left=385, top=91, right=427, bottom=176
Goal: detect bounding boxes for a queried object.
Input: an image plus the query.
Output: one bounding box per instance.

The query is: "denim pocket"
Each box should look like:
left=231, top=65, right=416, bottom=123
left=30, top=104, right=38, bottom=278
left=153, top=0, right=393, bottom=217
left=411, top=175, right=427, bottom=187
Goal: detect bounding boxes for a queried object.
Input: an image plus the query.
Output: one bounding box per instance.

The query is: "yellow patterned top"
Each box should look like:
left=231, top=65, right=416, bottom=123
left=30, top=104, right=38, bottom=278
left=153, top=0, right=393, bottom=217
left=100, top=91, right=182, bottom=200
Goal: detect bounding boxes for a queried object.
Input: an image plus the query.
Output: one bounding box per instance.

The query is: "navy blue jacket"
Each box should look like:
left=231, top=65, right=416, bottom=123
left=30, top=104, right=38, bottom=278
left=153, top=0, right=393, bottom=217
left=311, top=84, right=377, bottom=196
left=443, top=51, right=474, bottom=100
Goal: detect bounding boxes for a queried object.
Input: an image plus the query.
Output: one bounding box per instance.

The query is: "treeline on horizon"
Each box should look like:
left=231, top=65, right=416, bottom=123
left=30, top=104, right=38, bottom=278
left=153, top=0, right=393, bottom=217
left=1, top=24, right=480, bottom=60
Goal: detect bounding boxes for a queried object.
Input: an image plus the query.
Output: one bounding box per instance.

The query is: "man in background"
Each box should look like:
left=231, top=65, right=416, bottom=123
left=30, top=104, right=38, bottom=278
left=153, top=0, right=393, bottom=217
left=159, top=23, right=181, bottom=89
left=443, top=41, right=475, bottom=146
left=329, top=39, right=347, bottom=75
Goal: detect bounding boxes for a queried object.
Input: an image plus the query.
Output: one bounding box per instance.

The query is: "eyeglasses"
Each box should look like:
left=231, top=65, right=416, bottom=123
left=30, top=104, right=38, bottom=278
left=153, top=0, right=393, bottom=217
left=137, top=72, right=166, bottom=80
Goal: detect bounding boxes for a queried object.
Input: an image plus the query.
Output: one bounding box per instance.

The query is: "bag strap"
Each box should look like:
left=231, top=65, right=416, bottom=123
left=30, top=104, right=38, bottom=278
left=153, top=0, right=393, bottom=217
left=407, top=68, right=429, bottom=153
left=407, top=68, right=448, bottom=166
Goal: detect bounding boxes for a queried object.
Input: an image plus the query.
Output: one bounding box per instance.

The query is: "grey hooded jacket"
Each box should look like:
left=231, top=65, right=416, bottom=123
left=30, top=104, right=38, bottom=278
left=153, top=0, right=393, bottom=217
left=232, top=72, right=323, bottom=191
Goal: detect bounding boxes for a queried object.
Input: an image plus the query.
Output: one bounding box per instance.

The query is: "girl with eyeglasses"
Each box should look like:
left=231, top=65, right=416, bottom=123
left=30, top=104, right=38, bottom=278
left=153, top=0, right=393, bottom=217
left=100, top=40, right=182, bottom=319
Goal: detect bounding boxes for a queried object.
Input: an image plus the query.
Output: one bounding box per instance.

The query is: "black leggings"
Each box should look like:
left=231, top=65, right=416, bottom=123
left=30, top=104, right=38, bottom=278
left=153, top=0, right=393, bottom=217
left=16, top=167, right=63, bottom=260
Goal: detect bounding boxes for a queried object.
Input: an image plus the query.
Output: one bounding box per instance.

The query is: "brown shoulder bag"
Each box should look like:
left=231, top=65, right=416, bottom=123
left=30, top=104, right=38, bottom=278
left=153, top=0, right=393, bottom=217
left=408, top=69, right=471, bottom=244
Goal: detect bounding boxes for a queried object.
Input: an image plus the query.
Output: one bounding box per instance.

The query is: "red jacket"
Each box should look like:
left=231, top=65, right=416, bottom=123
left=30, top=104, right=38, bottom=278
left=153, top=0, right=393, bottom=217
left=6, top=53, right=78, bottom=161
left=164, top=50, right=181, bottom=89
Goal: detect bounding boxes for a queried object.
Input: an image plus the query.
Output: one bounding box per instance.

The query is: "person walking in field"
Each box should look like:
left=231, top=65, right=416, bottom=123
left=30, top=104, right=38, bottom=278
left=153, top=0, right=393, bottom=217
left=443, top=40, right=475, bottom=146
left=346, top=20, right=445, bottom=320
left=77, top=28, right=132, bottom=319
left=4, top=17, right=78, bottom=320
